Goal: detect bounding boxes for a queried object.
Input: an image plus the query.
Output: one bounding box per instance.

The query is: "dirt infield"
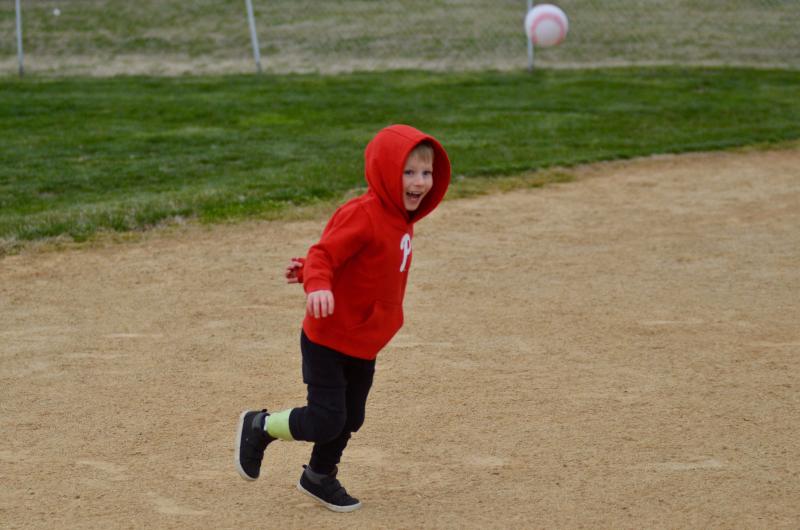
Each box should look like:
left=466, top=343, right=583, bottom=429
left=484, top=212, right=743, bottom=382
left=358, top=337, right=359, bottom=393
left=2, top=147, right=799, bottom=528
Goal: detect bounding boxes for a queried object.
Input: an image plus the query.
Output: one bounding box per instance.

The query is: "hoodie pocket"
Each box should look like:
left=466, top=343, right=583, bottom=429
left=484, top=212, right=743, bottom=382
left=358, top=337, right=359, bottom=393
left=347, top=300, right=404, bottom=339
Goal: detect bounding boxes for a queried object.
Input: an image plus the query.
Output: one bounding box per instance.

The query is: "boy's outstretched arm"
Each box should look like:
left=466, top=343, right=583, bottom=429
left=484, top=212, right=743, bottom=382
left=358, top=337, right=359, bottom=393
left=302, top=204, right=372, bottom=319
left=283, top=257, right=331, bottom=318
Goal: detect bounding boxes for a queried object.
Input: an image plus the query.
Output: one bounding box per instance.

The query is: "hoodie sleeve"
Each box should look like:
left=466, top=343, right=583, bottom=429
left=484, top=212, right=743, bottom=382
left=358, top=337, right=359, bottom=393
left=303, top=202, right=372, bottom=293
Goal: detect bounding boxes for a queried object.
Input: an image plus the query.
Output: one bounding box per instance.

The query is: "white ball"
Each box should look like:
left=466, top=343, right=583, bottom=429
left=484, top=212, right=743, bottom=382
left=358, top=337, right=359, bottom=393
left=525, top=4, right=569, bottom=48
left=53, top=8, right=61, bottom=16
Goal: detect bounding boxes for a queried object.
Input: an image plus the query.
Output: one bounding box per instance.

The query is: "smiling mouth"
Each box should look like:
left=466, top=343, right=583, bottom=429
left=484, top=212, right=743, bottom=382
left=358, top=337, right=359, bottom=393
left=406, top=191, right=423, bottom=200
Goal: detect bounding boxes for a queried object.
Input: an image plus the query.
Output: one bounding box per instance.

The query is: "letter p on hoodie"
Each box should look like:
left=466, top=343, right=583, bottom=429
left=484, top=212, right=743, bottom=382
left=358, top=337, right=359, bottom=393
left=300, top=124, right=451, bottom=360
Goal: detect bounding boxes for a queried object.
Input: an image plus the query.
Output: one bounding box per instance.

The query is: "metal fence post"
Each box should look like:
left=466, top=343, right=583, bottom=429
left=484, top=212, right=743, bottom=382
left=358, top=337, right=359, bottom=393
left=245, top=0, right=263, bottom=74
left=15, top=0, right=24, bottom=77
left=526, top=0, right=534, bottom=72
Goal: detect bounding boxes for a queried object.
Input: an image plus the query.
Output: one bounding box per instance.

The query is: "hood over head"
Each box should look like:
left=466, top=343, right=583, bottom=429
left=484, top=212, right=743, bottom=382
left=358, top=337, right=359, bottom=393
left=364, top=124, right=451, bottom=223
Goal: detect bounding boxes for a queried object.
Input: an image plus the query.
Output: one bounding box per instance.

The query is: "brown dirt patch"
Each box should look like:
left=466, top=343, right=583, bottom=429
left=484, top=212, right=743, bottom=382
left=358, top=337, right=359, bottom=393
left=2, top=147, right=799, bottom=528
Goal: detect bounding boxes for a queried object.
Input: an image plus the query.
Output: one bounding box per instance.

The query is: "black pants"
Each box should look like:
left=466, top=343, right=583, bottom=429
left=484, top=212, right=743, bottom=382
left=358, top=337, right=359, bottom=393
left=288, top=331, right=375, bottom=475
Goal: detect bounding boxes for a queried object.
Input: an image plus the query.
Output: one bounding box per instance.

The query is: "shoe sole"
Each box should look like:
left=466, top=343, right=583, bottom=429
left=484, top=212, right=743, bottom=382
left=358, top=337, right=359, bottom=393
left=297, top=482, right=362, bottom=513
left=234, top=410, right=258, bottom=481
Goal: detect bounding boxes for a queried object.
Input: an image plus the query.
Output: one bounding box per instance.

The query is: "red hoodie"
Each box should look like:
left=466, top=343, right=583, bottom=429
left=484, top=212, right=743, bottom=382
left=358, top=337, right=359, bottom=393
left=299, top=125, right=451, bottom=360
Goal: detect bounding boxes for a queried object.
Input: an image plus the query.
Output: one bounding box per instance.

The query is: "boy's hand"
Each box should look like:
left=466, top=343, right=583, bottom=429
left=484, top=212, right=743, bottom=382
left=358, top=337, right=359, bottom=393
left=307, top=290, right=334, bottom=319
left=285, top=257, right=305, bottom=284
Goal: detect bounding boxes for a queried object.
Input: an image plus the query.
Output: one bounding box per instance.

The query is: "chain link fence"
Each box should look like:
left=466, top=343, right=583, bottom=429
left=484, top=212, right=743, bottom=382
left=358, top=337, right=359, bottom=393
left=2, top=0, right=799, bottom=76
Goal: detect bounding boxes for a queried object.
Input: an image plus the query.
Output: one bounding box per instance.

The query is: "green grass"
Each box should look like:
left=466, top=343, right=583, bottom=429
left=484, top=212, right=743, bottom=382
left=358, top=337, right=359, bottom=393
left=2, top=0, right=799, bottom=75
left=1, top=67, right=799, bottom=252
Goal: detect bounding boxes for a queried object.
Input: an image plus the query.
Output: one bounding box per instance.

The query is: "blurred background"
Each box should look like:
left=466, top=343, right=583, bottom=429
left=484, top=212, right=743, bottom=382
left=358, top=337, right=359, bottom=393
left=3, top=0, right=799, bottom=76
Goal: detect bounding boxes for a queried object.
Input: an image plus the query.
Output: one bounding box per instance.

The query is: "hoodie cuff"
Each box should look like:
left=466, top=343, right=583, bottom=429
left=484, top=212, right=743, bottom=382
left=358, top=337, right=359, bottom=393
left=304, top=278, right=331, bottom=293
left=293, top=257, right=306, bottom=283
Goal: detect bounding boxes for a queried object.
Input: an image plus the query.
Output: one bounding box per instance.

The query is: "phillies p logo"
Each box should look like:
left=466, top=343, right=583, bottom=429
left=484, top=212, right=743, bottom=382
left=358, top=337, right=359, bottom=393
left=399, top=234, right=412, bottom=272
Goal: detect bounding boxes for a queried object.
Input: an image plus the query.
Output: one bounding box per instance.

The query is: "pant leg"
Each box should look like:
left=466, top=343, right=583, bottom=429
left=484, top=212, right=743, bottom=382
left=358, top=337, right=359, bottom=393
left=288, top=332, right=348, bottom=444
left=309, top=352, right=375, bottom=474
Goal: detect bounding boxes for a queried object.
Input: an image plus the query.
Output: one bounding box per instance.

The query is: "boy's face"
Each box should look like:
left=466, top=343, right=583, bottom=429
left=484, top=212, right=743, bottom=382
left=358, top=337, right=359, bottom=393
left=402, top=152, right=434, bottom=211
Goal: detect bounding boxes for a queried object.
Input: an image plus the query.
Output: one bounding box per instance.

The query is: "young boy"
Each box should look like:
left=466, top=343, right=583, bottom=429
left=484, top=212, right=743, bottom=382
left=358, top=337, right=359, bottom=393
left=235, top=124, right=451, bottom=512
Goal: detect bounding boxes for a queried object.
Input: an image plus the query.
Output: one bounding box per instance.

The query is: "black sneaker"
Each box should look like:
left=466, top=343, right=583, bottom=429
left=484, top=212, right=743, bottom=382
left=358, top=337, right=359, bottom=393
left=297, top=465, right=362, bottom=512
left=234, top=409, right=274, bottom=481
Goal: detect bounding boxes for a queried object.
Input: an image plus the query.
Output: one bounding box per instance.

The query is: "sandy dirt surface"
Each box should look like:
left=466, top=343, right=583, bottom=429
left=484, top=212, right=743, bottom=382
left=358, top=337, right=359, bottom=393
left=4, top=56, right=795, bottom=78
left=1, top=147, right=799, bottom=528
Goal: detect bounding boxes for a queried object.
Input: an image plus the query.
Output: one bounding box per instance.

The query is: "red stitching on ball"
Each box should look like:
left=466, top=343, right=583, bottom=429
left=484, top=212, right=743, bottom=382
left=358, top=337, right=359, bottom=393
left=528, top=10, right=567, bottom=45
